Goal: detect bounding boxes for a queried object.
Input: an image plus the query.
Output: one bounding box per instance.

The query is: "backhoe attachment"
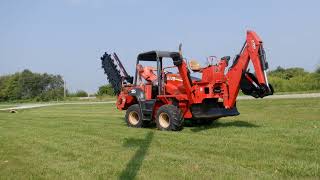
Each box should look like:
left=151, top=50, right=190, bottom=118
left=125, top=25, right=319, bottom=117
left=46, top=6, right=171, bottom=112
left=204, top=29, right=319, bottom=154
left=224, top=31, right=274, bottom=107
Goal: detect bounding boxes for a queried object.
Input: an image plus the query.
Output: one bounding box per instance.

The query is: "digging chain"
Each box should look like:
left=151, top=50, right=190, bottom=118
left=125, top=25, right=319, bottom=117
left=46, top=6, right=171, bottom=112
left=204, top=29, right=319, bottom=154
left=100, top=52, right=122, bottom=95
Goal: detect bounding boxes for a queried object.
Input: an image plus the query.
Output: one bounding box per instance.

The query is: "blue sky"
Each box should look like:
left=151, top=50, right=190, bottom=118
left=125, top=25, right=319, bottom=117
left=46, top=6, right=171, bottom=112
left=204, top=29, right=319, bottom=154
left=0, top=0, right=319, bottom=93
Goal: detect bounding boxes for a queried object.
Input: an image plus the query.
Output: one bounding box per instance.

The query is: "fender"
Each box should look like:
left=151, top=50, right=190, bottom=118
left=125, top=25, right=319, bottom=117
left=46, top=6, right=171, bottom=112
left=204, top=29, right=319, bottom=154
left=128, top=88, right=145, bottom=101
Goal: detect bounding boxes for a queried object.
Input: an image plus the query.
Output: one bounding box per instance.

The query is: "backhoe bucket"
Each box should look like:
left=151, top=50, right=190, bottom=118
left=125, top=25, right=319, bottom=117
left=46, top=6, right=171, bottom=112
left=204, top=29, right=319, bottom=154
left=240, top=72, right=274, bottom=98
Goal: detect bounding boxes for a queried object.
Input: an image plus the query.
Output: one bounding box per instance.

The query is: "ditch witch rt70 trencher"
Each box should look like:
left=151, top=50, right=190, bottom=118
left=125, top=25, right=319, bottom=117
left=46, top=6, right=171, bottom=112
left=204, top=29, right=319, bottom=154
left=101, top=31, right=274, bottom=131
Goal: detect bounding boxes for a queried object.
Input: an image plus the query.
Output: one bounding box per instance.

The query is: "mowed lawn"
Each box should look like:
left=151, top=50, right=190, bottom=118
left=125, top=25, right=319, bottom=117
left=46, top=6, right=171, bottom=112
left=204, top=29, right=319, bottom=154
left=0, top=98, right=319, bottom=179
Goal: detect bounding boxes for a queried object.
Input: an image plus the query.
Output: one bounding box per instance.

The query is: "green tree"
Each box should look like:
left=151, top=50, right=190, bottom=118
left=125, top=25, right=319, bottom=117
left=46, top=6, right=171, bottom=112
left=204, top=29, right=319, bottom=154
left=0, top=69, right=64, bottom=102
left=67, top=90, right=88, bottom=97
left=97, top=84, right=115, bottom=96
left=75, top=90, right=88, bottom=97
left=268, top=66, right=320, bottom=92
left=316, top=65, right=320, bottom=74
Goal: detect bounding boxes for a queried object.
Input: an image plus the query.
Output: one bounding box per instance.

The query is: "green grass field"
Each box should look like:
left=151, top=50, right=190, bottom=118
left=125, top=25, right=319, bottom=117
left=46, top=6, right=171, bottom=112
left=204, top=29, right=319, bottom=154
left=0, top=98, right=319, bottom=179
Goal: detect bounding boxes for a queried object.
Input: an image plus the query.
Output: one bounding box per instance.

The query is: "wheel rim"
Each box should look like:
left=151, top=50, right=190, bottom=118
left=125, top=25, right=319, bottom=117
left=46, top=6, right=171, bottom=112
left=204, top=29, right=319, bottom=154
left=128, top=111, right=139, bottom=125
left=159, top=112, right=170, bottom=128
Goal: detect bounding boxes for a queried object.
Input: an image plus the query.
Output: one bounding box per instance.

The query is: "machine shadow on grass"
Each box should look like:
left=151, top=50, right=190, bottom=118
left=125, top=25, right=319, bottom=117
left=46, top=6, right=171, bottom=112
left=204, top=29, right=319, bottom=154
left=120, top=117, right=258, bottom=132
left=119, top=131, right=154, bottom=180
left=190, top=120, right=259, bottom=132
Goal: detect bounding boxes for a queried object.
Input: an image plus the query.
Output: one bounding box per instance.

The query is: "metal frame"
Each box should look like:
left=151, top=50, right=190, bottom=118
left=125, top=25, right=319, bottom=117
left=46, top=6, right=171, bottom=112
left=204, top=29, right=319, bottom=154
left=134, top=51, right=179, bottom=95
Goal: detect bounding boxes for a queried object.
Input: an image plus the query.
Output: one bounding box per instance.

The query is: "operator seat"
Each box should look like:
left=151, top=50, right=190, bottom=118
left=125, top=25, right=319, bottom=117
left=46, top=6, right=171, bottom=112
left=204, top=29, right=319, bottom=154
left=189, top=59, right=202, bottom=72
left=136, top=64, right=157, bottom=82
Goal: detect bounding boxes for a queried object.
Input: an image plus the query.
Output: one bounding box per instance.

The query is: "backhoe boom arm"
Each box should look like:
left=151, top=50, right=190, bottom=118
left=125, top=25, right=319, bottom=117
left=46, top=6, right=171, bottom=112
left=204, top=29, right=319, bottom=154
left=224, top=31, right=273, bottom=108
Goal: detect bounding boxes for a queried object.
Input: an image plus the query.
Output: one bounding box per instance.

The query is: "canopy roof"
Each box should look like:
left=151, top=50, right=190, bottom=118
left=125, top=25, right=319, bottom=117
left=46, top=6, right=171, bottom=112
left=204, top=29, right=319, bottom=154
left=137, top=51, right=178, bottom=61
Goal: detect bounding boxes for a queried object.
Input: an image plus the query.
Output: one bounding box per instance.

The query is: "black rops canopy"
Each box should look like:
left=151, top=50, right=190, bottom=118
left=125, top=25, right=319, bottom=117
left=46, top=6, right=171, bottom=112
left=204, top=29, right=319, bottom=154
left=137, top=51, right=178, bottom=61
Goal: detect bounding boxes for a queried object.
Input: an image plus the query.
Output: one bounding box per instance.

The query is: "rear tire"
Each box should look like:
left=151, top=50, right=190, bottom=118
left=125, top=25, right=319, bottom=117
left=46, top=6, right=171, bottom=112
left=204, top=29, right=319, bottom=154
left=125, top=104, right=148, bottom=128
left=156, top=105, right=184, bottom=131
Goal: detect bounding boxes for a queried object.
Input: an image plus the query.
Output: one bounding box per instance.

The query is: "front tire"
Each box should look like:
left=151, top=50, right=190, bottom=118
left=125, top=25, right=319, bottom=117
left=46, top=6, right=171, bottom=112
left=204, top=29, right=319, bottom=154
left=156, top=105, right=184, bottom=131
left=125, top=104, right=147, bottom=128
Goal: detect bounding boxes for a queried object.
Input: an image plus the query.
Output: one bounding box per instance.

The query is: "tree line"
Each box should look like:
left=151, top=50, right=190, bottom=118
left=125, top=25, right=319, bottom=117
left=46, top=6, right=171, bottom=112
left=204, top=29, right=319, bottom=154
left=268, top=66, right=320, bottom=92
left=0, top=69, right=115, bottom=102
left=0, top=69, right=64, bottom=101
left=0, top=67, right=319, bottom=102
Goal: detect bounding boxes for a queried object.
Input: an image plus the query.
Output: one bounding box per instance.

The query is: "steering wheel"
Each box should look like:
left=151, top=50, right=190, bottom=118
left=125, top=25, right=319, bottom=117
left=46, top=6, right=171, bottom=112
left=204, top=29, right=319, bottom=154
left=207, top=56, right=218, bottom=65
